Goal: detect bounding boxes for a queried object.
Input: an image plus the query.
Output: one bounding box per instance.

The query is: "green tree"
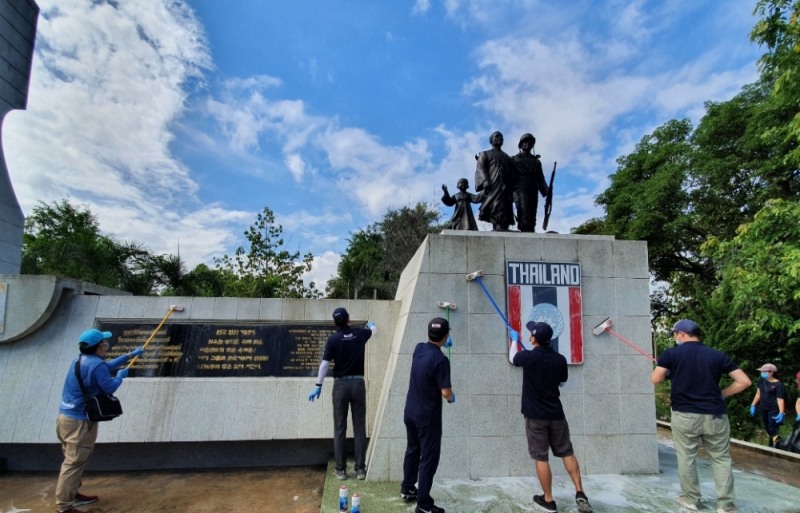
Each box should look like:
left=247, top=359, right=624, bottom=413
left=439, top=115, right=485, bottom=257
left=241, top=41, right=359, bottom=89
left=214, top=207, right=320, bottom=298
left=751, top=0, right=800, bottom=176
left=21, top=200, right=155, bottom=292
left=326, top=228, right=388, bottom=299
left=326, top=202, right=442, bottom=299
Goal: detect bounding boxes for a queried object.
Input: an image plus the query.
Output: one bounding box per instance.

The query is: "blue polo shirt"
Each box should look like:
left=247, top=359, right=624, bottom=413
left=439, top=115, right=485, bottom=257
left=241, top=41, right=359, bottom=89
left=404, top=342, right=451, bottom=426
left=657, top=341, right=739, bottom=415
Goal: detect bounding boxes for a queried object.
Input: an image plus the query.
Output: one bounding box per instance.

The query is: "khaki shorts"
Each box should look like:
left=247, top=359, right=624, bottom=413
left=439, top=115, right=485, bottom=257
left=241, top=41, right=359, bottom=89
left=525, top=417, right=574, bottom=461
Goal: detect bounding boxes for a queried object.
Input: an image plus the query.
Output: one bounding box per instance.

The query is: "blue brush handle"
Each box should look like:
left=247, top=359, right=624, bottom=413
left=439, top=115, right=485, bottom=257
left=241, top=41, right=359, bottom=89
left=475, top=276, right=512, bottom=330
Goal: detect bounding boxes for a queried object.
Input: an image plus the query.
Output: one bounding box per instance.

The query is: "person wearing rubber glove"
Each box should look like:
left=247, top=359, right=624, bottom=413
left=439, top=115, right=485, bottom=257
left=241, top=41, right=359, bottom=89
left=400, top=317, right=454, bottom=513
left=509, top=322, right=593, bottom=513
left=749, top=363, right=787, bottom=447
left=55, top=329, right=143, bottom=513
left=308, top=308, right=376, bottom=481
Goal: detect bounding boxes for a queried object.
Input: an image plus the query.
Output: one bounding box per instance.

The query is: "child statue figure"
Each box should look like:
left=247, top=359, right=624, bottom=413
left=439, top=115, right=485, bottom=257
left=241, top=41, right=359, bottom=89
left=441, top=178, right=483, bottom=231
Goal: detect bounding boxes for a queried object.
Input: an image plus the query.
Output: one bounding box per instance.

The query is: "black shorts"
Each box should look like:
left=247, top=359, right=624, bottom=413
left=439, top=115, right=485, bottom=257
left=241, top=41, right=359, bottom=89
left=525, top=417, right=574, bottom=461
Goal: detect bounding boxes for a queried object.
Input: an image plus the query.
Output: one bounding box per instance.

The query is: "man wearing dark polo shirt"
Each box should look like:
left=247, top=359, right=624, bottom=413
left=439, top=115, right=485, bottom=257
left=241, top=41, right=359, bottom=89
left=308, top=307, right=376, bottom=480
left=401, top=317, right=455, bottom=513
left=509, top=321, right=592, bottom=513
left=652, top=319, right=751, bottom=513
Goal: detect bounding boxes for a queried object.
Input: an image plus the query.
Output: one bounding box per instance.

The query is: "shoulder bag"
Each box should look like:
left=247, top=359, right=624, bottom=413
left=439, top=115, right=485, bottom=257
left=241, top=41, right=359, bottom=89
left=75, top=358, right=123, bottom=422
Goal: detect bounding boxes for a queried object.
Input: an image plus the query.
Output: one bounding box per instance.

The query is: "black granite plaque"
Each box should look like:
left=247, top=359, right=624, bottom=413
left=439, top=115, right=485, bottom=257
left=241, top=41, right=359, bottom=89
left=98, top=322, right=336, bottom=378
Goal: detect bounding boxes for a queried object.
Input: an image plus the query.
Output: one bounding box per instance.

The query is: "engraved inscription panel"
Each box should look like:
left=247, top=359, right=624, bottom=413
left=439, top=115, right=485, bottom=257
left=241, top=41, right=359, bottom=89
left=99, top=322, right=335, bottom=377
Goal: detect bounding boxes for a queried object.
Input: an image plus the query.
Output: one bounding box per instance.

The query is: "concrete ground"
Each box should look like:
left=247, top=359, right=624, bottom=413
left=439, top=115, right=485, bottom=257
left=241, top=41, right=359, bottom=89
left=1, top=429, right=798, bottom=513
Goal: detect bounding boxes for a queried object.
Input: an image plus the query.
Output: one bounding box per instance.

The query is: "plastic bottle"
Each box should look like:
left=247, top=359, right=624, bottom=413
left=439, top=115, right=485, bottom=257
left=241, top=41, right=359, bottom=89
left=351, top=492, right=360, bottom=513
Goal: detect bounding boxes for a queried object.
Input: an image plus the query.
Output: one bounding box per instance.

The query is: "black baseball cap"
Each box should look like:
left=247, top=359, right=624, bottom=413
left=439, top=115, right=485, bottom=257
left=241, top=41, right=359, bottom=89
left=525, top=321, right=553, bottom=344
left=428, top=317, right=450, bottom=341
left=332, top=307, right=349, bottom=321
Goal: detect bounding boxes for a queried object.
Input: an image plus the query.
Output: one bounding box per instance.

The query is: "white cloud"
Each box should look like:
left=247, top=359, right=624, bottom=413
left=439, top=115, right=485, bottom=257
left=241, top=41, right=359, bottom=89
left=304, top=250, right=341, bottom=292
left=3, top=0, right=251, bottom=266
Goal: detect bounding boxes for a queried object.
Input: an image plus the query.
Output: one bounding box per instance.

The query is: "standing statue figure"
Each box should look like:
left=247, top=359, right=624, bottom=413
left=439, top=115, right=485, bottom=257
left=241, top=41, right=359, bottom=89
left=441, top=178, right=482, bottom=230
left=511, top=133, right=549, bottom=232
left=475, top=131, right=515, bottom=231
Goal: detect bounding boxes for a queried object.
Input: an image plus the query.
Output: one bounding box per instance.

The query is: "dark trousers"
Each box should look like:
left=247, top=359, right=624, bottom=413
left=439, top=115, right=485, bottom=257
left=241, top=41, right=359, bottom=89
left=402, top=419, right=442, bottom=510
left=332, top=379, right=367, bottom=471
left=760, top=408, right=781, bottom=445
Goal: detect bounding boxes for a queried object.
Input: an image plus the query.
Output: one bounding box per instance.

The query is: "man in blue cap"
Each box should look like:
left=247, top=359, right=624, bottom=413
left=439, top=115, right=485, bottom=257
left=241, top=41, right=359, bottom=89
left=308, top=307, right=376, bottom=480
left=651, top=319, right=751, bottom=513
left=509, top=321, right=592, bottom=513
left=55, top=328, right=143, bottom=513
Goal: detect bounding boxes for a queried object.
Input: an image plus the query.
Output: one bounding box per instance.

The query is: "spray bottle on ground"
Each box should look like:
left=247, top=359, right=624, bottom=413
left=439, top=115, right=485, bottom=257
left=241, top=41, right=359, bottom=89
left=339, top=485, right=348, bottom=513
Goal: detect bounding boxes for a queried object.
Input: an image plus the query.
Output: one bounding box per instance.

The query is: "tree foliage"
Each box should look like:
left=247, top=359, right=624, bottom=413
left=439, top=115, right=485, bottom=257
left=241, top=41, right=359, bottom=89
left=22, top=200, right=153, bottom=292
left=326, top=202, right=442, bottom=299
left=214, top=207, right=320, bottom=298
left=576, top=1, right=800, bottom=440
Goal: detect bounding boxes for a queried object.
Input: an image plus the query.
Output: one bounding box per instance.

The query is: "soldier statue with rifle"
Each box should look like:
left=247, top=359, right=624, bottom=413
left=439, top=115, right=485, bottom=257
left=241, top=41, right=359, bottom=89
left=511, top=133, right=550, bottom=232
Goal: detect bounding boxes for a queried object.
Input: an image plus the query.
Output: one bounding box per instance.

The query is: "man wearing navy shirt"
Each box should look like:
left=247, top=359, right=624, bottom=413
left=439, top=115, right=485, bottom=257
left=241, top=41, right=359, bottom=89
left=651, top=319, right=751, bottom=513
left=509, top=321, right=592, bottom=513
left=401, top=317, right=455, bottom=513
left=308, top=307, right=376, bottom=480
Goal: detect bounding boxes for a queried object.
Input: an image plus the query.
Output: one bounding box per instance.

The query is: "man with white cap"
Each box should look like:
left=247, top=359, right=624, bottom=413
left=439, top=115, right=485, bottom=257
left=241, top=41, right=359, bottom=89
left=55, top=329, right=142, bottom=513
left=749, top=363, right=786, bottom=447
left=651, top=319, right=751, bottom=513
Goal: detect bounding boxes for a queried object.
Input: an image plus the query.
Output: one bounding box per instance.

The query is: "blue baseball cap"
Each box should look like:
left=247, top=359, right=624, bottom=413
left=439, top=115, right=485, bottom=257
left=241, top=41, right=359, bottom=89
left=79, top=328, right=112, bottom=347
left=670, top=319, right=700, bottom=336
left=525, top=321, right=553, bottom=344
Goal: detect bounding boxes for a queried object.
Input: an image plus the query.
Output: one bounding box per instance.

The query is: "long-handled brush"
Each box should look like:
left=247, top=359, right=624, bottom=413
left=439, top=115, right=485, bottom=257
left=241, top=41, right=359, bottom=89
left=466, top=270, right=512, bottom=331
left=126, top=304, right=185, bottom=369
left=591, top=317, right=655, bottom=362
left=437, top=301, right=456, bottom=358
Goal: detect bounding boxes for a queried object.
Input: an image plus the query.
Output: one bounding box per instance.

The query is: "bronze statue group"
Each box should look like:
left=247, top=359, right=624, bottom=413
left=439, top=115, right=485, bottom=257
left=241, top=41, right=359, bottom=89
left=442, top=131, right=554, bottom=233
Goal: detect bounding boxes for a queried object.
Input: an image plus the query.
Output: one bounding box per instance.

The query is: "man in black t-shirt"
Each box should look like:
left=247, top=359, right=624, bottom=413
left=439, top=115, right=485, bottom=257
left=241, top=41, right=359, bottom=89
left=509, top=321, right=592, bottom=513
left=400, top=317, right=455, bottom=513
left=652, top=319, right=751, bottom=513
left=308, top=307, right=376, bottom=480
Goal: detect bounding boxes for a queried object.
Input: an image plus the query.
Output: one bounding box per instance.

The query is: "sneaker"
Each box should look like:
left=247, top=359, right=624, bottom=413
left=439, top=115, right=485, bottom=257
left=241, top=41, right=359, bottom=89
left=401, top=486, right=418, bottom=502
left=414, top=506, right=445, bottom=513
left=717, top=504, right=739, bottom=513
left=356, top=469, right=366, bottom=480
left=576, top=491, right=593, bottom=513
left=73, top=493, right=99, bottom=507
left=333, top=468, right=347, bottom=480
left=57, top=509, right=86, bottom=513
left=678, top=496, right=699, bottom=511
left=533, top=494, right=558, bottom=513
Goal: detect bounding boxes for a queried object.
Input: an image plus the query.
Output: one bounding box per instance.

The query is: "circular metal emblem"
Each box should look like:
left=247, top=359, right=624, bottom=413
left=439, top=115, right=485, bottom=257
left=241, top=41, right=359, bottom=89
left=527, top=303, right=564, bottom=340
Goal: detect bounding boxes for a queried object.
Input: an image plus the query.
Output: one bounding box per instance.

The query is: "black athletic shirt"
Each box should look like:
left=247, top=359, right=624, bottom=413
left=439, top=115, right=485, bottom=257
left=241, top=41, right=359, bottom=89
left=404, top=342, right=452, bottom=426
left=322, top=326, right=372, bottom=378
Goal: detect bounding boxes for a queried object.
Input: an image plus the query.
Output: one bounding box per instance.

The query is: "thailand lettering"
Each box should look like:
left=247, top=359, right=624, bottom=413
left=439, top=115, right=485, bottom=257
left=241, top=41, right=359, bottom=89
left=506, top=261, right=581, bottom=286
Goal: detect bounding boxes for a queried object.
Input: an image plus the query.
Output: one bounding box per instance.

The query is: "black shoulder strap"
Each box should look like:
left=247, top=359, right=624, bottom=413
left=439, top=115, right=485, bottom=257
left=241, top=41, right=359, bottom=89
left=74, top=358, right=90, bottom=400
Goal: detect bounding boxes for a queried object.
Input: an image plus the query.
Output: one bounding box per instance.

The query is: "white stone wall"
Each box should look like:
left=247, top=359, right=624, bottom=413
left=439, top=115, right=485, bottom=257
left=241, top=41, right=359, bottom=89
left=0, top=231, right=656, bottom=478
left=365, top=231, right=657, bottom=480
left=0, top=295, right=398, bottom=446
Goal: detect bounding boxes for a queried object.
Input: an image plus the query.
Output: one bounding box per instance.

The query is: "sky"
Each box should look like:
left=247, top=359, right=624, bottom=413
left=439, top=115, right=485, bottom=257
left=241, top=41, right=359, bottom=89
left=3, top=0, right=764, bottom=291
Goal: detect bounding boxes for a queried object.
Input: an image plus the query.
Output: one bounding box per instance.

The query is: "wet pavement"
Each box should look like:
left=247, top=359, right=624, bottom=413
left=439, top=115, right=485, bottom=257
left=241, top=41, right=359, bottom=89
left=1, top=428, right=798, bottom=513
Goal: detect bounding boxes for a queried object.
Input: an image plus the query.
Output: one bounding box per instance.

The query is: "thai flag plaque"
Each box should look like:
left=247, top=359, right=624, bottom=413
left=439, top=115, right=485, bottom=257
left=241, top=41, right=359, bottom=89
left=506, top=261, right=584, bottom=365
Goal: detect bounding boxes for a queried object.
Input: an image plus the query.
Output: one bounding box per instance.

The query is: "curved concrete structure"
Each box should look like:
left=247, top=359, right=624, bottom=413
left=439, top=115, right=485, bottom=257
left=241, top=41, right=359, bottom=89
left=0, top=0, right=39, bottom=274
